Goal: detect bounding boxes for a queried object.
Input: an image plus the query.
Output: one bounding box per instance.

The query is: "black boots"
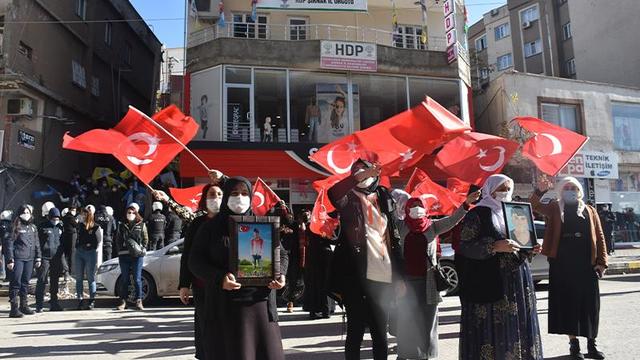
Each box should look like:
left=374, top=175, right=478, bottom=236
left=49, top=299, right=63, bottom=311
left=9, top=297, right=23, bottom=318
left=570, top=338, right=585, bottom=360
left=587, top=339, right=605, bottom=359
left=19, top=296, right=35, bottom=315
left=77, top=299, right=85, bottom=310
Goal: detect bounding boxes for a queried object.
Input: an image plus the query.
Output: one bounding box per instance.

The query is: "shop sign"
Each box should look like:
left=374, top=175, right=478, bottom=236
left=17, top=129, right=36, bottom=150
left=258, top=0, right=367, bottom=12
left=558, top=151, right=619, bottom=179
left=443, top=0, right=457, bottom=65
left=320, top=41, right=377, bottom=72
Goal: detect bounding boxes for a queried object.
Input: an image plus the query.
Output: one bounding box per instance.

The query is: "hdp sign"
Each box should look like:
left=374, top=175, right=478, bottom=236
left=335, top=43, right=364, bottom=57
left=320, top=40, right=377, bottom=72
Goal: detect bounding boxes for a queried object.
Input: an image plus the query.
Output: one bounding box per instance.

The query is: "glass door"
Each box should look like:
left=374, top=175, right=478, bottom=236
left=224, top=85, right=254, bottom=142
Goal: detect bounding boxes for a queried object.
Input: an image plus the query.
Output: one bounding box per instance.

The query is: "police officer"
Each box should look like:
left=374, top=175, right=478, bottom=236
left=0, top=210, right=13, bottom=281
left=35, top=208, right=64, bottom=312
left=62, top=207, right=79, bottom=280
left=95, top=205, right=116, bottom=261
left=147, top=202, right=166, bottom=250
left=6, top=204, right=41, bottom=318
left=165, top=207, right=183, bottom=245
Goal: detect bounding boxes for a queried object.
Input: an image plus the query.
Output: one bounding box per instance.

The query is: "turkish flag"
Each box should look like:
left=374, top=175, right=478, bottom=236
left=63, top=130, right=147, bottom=158
left=405, top=168, right=430, bottom=193
left=410, top=172, right=466, bottom=216
left=169, top=185, right=205, bottom=212
left=310, top=187, right=340, bottom=238
left=447, top=177, right=472, bottom=197
left=252, top=178, right=281, bottom=216
left=435, top=132, right=519, bottom=186
left=113, top=106, right=199, bottom=185
left=516, top=116, right=589, bottom=176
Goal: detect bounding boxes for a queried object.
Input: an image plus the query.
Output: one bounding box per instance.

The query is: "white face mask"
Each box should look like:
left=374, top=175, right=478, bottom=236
left=52, top=219, right=60, bottom=226
left=227, top=195, right=251, bottom=214
left=126, top=213, right=136, bottom=222
left=356, top=177, right=376, bottom=189
left=206, top=198, right=222, bottom=214
left=19, top=213, right=31, bottom=222
left=493, top=191, right=512, bottom=202
left=70, top=210, right=77, bottom=217
left=408, top=206, right=427, bottom=219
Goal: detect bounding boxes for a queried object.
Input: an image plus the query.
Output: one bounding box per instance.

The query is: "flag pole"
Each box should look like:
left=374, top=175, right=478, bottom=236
left=129, top=105, right=211, bottom=172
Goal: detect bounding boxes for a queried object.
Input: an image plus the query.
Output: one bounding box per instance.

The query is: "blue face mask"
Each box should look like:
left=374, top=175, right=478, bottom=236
left=562, top=190, right=579, bottom=204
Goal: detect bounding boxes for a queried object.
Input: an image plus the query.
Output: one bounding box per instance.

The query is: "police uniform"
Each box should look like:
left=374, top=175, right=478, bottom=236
left=0, top=218, right=12, bottom=280
left=95, top=208, right=116, bottom=261
left=36, top=218, right=64, bottom=311
left=147, top=211, right=166, bottom=250
left=7, top=210, right=41, bottom=317
left=165, top=210, right=182, bottom=245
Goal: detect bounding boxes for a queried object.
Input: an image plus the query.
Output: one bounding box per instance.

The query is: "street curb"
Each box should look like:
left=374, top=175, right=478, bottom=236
left=607, top=261, right=640, bottom=275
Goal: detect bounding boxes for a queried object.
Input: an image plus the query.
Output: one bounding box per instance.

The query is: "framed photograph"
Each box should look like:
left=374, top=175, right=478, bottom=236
left=502, top=202, right=538, bottom=249
left=228, top=216, right=281, bottom=286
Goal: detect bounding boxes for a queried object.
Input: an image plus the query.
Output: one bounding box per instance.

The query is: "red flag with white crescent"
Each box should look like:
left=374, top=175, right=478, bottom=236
left=169, top=185, right=205, bottom=212
left=435, top=132, right=519, bottom=186
left=516, top=116, right=589, bottom=176
left=252, top=178, right=281, bottom=216
left=410, top=172, right=466, bottom=216
left=310, top=187, right=340, bottom=239
left=405, top=168, right=430, bottom=193
left=447, top=177, right=472, bottom=198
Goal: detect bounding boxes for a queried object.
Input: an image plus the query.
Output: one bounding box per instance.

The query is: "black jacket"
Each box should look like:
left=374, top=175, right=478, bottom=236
left=327, top=175, right=403, bottom=292
left=76, top=224, right=100, bottom=251
left=7, top=221, right=41, bottom=263
left=38, top=220, right=63, bottom=259
left=179, top=214, right=208, bottom=289
left=147, top=211, right=166, bottom=235
left=116, top=220, right=148, bottom=256
left=95, top=211, right=116, bottom=239
left=0, top=220, right=11, bottom=256
left=62, top=213, right=79, bottom=241
left=165, top=211, right=182, bottom=237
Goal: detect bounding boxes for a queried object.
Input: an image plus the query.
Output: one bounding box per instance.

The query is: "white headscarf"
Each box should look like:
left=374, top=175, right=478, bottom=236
left=475, top=174, right=514, bottom=236
left=391, top=189, right=411, bottom=221
left=556, top=176, right=586, bottom=222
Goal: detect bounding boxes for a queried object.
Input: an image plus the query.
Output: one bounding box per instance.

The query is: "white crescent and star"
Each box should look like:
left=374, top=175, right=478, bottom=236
left=126, top=132, right=160, bottom=166
left=253, top=192, right=265, bottom=208
left=327, top=141, right=358, bottom=174
left=189, top=192, right=202, bottom=205
left=536, top=133, right=563, bottom=157
left=477, top=146, right=506, bottom=172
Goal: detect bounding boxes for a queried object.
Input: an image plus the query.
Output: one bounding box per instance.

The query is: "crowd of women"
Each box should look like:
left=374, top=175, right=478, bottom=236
left=1, top=158, right=610, bottom=360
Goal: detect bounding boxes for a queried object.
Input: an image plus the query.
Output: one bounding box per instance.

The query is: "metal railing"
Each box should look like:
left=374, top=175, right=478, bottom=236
left=189, top=22, right=447, bottom=52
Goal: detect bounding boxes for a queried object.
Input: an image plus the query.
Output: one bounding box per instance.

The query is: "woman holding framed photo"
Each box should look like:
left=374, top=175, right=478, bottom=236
left=189, top=176, right=289, bottom=360
left=456, top=174, right=543, bottom=360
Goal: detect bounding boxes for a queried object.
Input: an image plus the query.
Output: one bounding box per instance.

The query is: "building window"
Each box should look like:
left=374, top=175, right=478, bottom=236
left=409, top=77, right=460, bottom=111
left=352, top=74, right=407, bottom=130
left=474, top=34, right=487, bottom=51
left=75, top=0, right=87, bottom=20
left=104, top=21, right=112, bottom=46
left=520, top=5, right=539, bottom=24
left=91, top=76, right=100, bottom=97
left=123, top=42, right=132, bottom=65
left=524, top=39, right=542, bottom=57
left=71, top=60, right=86, bottom=88
left=562, top=22, right=572, bottom=40
left=566, top=58, right=576, bottom=75
left=613, top=102, right=640, bottom=151
left=289, top=18, right=307, bottom=41
left=497, top=53, right=513, bottom=71
left=195, top=0, right=211, bottom=12
left=394, top=25, right=427, bottom=50
left=254, top=69, right=287, bottom=142
left=494, top=23, right=510, bottom=40
left=17, top=41, right=32, bottom=60
left=541, top=102, right=580, bottom=133
left=232, top=14, right=268, bottom=39
left=479, top=68, right=490, bottom=80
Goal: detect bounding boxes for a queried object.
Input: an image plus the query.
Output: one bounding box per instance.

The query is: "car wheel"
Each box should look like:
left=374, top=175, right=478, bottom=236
left=116, top=271, right=158, bottom=305
left=439, top=260, right=459, bottom=296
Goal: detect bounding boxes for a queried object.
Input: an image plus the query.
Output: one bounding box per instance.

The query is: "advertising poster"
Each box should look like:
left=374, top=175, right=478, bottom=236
left=315, top=83, right=359, bottom=143
left=190, top=67, right=221, bottom=141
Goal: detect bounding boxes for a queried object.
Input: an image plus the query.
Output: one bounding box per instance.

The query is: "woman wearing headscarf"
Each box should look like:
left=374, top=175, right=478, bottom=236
left=457, top=174, right=543, bottom=360
left=531, top=176, right=607, bottom=359
left=189, top=177, right=289, bottom=360
left=327, top=158, right=403, bottom=360
left=396, top=190, right=479, bottom=360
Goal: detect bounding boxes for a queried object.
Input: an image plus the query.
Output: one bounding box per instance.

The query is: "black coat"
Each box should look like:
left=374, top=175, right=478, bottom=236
left=327, top=175, right=403, bottom=294
left=147, top=211, right=166, bottom=235
left=8, top=221, right=41, bottom=262
left=179, top=214, right=208, bottom=289
left=95, top=211, right=116, bottom=239
left=38, top=221, right=63, bottom=260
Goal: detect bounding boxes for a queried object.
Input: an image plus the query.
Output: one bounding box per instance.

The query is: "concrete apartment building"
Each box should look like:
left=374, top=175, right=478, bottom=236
left=183, top=0, right=472, bottom=212
left=158, top=47, right=185, bottom=109
left=469, top=0, right=640, bottom=89
left=0, top=0, right=162, bottom=209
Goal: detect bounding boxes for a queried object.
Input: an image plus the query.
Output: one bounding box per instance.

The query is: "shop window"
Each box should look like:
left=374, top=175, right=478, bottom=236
left=408, top=77, right=460, bottom=116
left=232, top=14, right=268, bottom=39
left=393, top=25, right=427, bottom=50
left=351, top=74, right=407, bottom=130
left=254, top=69, right=287, bottom=143
left=613, top=102, right=640, bottom=151
left=289, top=18, right=307, bottom=40
left=289, top=71, right=349, bottom=144
left=540, top=102, right=581, bottom=133
left=225, top=67, right=251, bottom=84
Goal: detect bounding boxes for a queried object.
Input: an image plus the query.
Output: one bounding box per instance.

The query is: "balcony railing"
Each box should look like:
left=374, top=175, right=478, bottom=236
left=189, top=23, right=447, bottom=52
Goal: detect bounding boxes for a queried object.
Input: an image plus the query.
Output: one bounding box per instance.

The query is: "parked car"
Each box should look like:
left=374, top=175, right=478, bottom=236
left=439, top=220, right=549, bottom=296
left=96, top=239, right=184, bottom=304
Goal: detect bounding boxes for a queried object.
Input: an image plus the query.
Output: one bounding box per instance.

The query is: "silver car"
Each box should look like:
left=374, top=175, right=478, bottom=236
left=439, top=220, right=549, bottom=295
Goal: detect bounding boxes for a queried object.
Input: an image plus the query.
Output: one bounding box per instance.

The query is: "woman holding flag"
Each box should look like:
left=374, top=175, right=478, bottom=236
left=189, top=176, right=289, bottom=360
left=396, top=190, right=479, bottom=360
left=456, top=174, right=543, bottom=360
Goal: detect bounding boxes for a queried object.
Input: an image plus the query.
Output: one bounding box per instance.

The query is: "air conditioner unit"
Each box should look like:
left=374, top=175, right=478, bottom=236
left=490, top=9, right=500, bottom=16
left=522, top=21, right=532, bottom=29
left=7, top=98, right=33, bottom=116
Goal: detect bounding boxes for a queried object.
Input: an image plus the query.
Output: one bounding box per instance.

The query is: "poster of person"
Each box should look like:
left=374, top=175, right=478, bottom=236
left=315, top=83, right=359, bottom=143
left=237, top=223, right=274, bottom=279
left=190, top=67, right=221, bottom=140
left=502, top=202, right=537, bottom=249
